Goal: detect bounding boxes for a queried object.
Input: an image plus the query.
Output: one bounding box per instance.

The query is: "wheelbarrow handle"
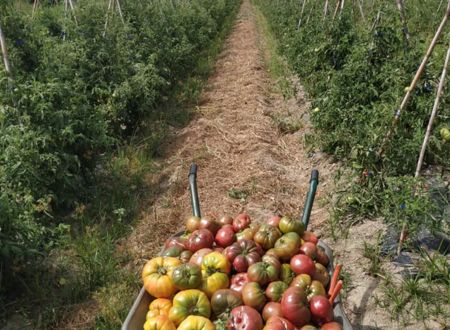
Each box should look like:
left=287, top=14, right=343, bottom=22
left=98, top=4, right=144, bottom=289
left=188, top=163, right=201, bottom=218
left=301, top=170, right=319, bottom=230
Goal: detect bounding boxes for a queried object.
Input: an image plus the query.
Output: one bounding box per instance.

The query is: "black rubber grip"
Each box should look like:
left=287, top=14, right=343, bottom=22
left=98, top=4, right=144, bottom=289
left=189, top=163, right=198, bottom=177
left=310, top=169, right=319, bottom=183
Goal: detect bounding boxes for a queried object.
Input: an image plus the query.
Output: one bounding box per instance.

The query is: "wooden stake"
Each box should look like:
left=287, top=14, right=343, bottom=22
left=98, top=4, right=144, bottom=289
left=297, top=0, right=308, bottom=29
left=323, top=0, right=329, bottom=20
left=332, top=0, right=341, bottom=21
left=378, top=2, right=450, bottom=158
left=340, top=0, right=345, bottom=17
left=357, top=0, right=365, bottom=22
left=68, top=0, right=78, bottom=25
left=415, top=42, right=450, bottom=178
left=395, top=0, right=410, bottom=44
left=0, top=22, right=11, bottom=76
left=395, top=42, right=450, bottom=255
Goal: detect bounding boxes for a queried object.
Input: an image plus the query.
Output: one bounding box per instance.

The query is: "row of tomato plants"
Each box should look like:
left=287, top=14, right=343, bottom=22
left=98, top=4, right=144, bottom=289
left=0, top=0, right=240, bottom=291
left=141, top=214, right=344, bottom=330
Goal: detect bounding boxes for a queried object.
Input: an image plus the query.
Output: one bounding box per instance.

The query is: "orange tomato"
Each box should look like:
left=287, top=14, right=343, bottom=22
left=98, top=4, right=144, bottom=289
left=143, top=315, right=176, bottom=330
left=146, top=298, right=172, bottom=319
left=142, top=257, right=181, bottom=298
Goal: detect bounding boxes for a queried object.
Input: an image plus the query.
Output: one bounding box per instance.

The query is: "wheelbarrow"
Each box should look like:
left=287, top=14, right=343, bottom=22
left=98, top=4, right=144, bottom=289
left=122, top=164, right=353, bottom=329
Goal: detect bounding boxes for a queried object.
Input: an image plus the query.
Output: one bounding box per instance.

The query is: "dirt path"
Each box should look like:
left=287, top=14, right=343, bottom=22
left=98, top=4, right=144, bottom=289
left=127, top=0, right=336, bottom=267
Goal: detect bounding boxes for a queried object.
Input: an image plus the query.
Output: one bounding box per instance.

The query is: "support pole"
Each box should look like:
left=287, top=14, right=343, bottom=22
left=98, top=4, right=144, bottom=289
left=395, top=0, right=410, bottom=44
left=0, top=23, right=11, bottom=76
left=332, top=0, right=342, bottom=21
left=357, top=0, right=365, bottom=22
left=297, top=0, right=308, bottom=29
left=323, top=0, right=329, bottom=20
left=378, top=2, right=450, bottom=158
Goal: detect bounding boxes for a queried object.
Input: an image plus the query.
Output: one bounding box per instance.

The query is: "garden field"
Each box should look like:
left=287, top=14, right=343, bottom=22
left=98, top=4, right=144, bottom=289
left=0, top=0, right=449, bottom=329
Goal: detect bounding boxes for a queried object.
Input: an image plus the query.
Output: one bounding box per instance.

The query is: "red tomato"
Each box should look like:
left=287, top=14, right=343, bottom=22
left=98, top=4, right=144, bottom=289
left=165, top=237, right=186, bottom=250
left=242, top=282, right=266, bottom=311
left=315, top=246, right=330, bottom=267
left=230, top=273, right=250, bottom=296
left=215, top=225, right=236, bottom=248
left=262, top=302, right=283, bottom=321
left=299, top=242, right=317, bottom=260
left=199, top=218, right=221, bottom=235
left=290, top=254, right=315, bottom=277
left=320, top=322, right=343, bottom=330
left=233, top=214, right=251, bottom=232
left=227, top=306, right=263, bottom=330
left=310, top=296, right=333, bottom=325
left=189, top=248, right=213, bottom=266
left=266, top=215, right=282, bottom=227
left=186, top=229, right=214, bottom=252
left=302, top=231, right=319, bottom=245
left=218, top=215, right=234, bottom=226
left=224, top=239, right=262, bottom=273
left=263, top=316, right=296, bottom=330
left=280, top=287, right=311, bottom=327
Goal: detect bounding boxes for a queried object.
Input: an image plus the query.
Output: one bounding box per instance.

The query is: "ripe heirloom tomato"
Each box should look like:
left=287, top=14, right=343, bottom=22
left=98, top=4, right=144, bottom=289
left=171, top=263, right=202, bottom=290
left=280, top=287, right=311, bottom=327
left=180, top=250, right=193, bottom=264
left=315, top=246, right=330, bottom=266
left=299, top=242, right=317, bottom=259
left=161, top=246, right=184, bottom=258
left=228, top=306, right=263, bottom=330
left=165, top=237, right=186, bottom=250
left=312, top=263, right=330, bottom=288
left=189, top=248, right=213, bottom=266
left=290, top=274, right=326, bottom=300
left=263, top=316, right=296, bottom=330
left=233, top=213, right=251, bottom=232
left=262, top=302, right=283, bottom=321
left=224, top=239, right=262, bottom=273
left=215, top=225, right=236, bottom=248
left=310, top=295, right=334, bottom=325
left=254, top=225, right=282, bottom=250
left=211, top=289, right=243, bottom=318
left=144, top=315, right=176, bottom=330
left=146, top=298, right=172, bottom=319
left=142, top=257, right=181, bottom=298
left=266, top=215, right=282, bottom=227
left=177, top=315, right=215, bottom=330
left=201, top=251, right=230, bottom=274
left=186, top=229, right=214, bottom=252
left=218, top=215, right=234, bottom=226
left=262, top=254, right=282, bottom=271
left=230, top=273, right=250, bottom=296
left=201, top=271, right=230, bottom=298
left=290, top=254, right=316, bottom=277
left=302, top=231, right=319, bottom=245
left=278, top=216, right=304, bottom=235
left=168, top=289, right=211, bottom=326
left=265, top=281, right=288, bottom=302
left=280, top=263, right=295, bottom=285
left=199, top=218, right=221, bottom=235
left=247, top=262, right=279, bottom=286
left=274, top=232, right=302, bottom=261
left=186, top=216, right=201, bottom=232
left=320, top=322, right=343, bottom=330
left=242, top=282, right=266, bottom=311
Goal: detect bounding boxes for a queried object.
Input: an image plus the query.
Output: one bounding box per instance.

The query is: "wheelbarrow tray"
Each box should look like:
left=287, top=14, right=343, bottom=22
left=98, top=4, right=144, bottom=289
left=122, top=238, right=352, bottom=330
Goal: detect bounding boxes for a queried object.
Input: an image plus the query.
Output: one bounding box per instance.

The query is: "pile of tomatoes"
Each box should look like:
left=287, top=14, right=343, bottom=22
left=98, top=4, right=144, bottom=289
left=141, top=214, right=344, bottom=330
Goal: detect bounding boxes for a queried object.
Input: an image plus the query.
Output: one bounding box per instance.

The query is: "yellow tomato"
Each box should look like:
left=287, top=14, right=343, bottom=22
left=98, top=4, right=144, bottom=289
left=143, top=315, right=176, bottom=330
left=146, top=298, right=173, bottom=319
left=142, top=257, right=181, bottom=298
left=201, top=251, right=230, bottom=274
left=201, top=271, right=229, bottom=298
left=177, top=316, right=215, bottom=330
